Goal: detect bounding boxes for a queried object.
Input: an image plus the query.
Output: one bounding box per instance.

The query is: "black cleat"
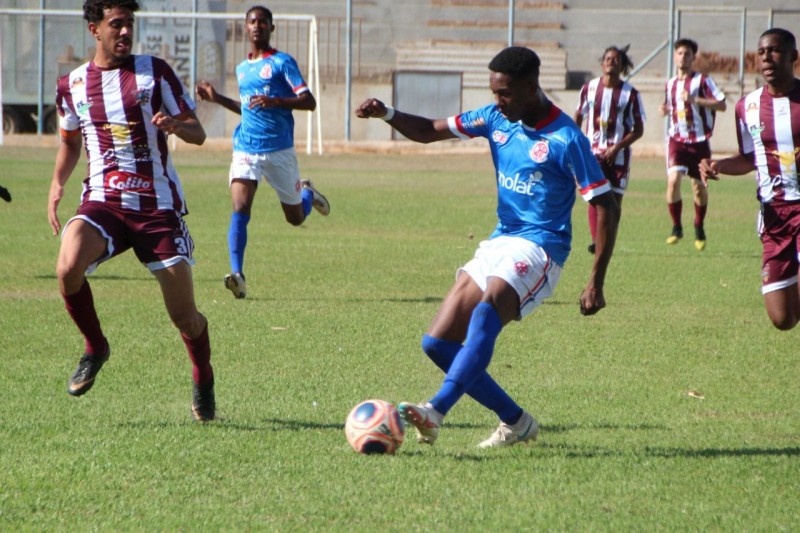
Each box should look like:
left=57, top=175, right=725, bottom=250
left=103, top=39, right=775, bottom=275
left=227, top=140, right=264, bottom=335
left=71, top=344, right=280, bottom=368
left=67, top=344, right=110, bottom=396
left=0, top=186, right=11, bottom=203
left=192, top=378, right=216, bottom=422
left=694, top=225, right=707, bottom=251
left=666, top=225, right=683, bottom=245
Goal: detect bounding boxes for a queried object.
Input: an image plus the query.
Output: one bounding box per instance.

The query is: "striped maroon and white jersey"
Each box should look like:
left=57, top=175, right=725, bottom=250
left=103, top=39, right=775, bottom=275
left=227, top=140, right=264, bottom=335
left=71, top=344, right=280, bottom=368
left=56, top=55, right=196, bottom=214
left=736, top=82, right=800, bottom=205
left=575, top=77, right=646, bottom=167
left=664, top=72, right=725, bottom=144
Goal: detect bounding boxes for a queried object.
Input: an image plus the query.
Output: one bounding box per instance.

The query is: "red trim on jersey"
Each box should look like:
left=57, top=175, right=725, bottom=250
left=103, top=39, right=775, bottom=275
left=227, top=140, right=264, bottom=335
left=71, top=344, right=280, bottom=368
left=249, top=48, right=278, bottom=60
left=579, top=179, right=609, bottom=196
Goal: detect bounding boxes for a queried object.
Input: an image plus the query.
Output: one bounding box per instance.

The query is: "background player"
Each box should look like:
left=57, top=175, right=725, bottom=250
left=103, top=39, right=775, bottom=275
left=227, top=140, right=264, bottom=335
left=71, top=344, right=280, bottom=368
left=196, top=5, right=329, bottom=300
left=355, top=46, right=619, bottom=449
left=48, top=0, right=216, bottom=421
left=700, top=28, right=800, bottom=331
left=574, top=44, right=645, bottom=253
left=660, top=38, right=727, bottom=250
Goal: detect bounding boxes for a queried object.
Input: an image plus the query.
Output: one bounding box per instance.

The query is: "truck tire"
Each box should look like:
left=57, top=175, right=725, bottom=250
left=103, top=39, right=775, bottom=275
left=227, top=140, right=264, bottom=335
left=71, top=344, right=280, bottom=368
left=2, top=109, right=33, bottom=134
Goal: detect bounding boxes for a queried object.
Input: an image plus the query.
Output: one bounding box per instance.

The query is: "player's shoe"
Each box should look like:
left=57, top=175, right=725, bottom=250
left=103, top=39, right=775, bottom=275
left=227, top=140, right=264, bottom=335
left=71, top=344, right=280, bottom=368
left=192, top=378, right=216, bottom=422
left=587, top=242, right=596, bottom=254
left=666, top=225, right=683, bottom=245
left=224, top=272, right=246, bottom=299
left=67, top=343, right=110, bottom=397
left=301, top=179, right=330, bottom=216
left=398, top=402, right=442, bottom=445
left=694, top=225, right=707, bottom=251
left=478, top=411, right=539, bottom=449
left=0, top=186, right=11, bottom=203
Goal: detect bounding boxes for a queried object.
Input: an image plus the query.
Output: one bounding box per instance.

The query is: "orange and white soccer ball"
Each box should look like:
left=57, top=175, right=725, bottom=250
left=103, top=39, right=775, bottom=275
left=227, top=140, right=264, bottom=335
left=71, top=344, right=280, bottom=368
left=344, top=399, right=405, bottom=454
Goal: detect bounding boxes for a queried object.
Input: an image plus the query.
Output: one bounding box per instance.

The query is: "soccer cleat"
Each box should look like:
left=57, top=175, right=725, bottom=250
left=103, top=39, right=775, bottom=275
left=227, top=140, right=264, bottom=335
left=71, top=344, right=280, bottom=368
left=694, top=225, right=706, bottom=251
left=666, top=226, right=683, bottom=245
left=67, top=344, right=110, bottom=396
left=398, top=402, right=441, bottom=445
left=587, top=242, right=596, bottom=254
left=192, top=379, right=216, bottom=422
left=301, top=179, right=330, bottom=216
left=478, top=411, right=539, bottom=449
left=224, top=272, right=246, bottom=299
left=0, top=185, right=10, bottom=203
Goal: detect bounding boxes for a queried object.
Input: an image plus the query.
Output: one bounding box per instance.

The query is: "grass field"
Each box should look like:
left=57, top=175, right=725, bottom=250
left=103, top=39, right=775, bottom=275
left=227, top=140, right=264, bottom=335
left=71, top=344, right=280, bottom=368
left=0, top=145, right=798, bottom=530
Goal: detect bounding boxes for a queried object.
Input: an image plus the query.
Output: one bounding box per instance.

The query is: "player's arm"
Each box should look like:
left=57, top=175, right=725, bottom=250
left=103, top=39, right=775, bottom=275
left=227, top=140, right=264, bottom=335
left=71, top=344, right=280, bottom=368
left=152, top=109, right=206, bottom=146
left=48, top=131, right=82, bottom=235
left=699, top=154, right=755, bottom=186
left=196, top=80, right=241, bottom=115
left=581, top=190, right=620, bottom=316
left=604, top=117, right=643, bottom=164
left=249, top=90, right=316, bottom=112
left=355, top=98, right=456, bottom=143
left=690, top=93, right=727, bottom=112
left=572, top=111, right=584, bottom=130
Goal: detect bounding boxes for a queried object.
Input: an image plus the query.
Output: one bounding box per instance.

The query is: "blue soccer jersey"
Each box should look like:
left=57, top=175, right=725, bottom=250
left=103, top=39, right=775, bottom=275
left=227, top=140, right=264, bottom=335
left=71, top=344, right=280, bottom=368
left=448, top=103, right=610, bottom=266
left=233, top=49, right=310, bottom=153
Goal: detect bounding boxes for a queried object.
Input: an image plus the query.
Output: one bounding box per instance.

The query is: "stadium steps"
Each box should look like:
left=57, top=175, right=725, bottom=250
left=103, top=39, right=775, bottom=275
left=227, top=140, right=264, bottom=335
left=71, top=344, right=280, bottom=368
left=396, top=41, right=567, bottom=90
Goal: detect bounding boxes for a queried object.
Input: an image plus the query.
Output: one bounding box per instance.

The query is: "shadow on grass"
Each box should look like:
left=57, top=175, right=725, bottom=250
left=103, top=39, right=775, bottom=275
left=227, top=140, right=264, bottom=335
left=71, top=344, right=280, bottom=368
left=646, top=446, right=800, bottom=458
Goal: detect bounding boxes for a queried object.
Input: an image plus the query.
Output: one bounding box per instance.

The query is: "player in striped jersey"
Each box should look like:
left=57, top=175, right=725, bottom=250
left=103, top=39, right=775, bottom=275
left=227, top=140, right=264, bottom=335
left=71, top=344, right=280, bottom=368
left=356, top=47, right=619, bottom=448
left=574, top=45, right=645, bottom=254
left=700, top=28, right=800, bottom=331
left=660, top=38, right=727, bottom=250
left=47, top=0, right=216, bottom=421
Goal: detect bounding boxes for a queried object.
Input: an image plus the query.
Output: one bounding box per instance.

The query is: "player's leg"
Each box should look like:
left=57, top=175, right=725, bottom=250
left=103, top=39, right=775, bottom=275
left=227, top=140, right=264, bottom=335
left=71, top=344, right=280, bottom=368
left=224, top=178, right=256, bottom=299
left=265, top=148, right=329, bottom=226
left=666, top=169, right=684, bottom=244
left=691, top=177, right=709, bottom=250
left=153, top=261, right=215, bottom=421
left=763, top=286, right=800, bottom=330
left=58, top=216, right=116, bottom=396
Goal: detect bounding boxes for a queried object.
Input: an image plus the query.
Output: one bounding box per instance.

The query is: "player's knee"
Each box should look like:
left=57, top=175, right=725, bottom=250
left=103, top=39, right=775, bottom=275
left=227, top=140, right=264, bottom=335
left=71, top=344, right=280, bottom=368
left=770, top=314, right=798, bottom=331
left=173, top=310, right=207, bottom=337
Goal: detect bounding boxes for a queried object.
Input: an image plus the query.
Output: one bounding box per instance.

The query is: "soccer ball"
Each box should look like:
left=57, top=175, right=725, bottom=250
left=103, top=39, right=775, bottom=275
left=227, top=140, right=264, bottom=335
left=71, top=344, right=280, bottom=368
left=344, top=399, right=405, bottom=454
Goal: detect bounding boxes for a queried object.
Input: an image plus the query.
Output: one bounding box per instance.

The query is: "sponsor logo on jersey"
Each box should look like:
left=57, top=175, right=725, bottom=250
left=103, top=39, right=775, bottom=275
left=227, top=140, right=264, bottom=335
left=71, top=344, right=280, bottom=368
left=105, top=171, right=154, bottom=192
left=530, top=140, right=549, bottom=163
left=749, top=123, right=765, bottom=137
left=514, top=261, right=529, bottom=276
left=497, top=171, right=543, bottom=196
left=76, top=101, right=92, bottom=116
left=133, top=88, right=150, bottom=105
left=492, top=130, right=508, bottom=144
left=260, top=64, right=273, bottom=79
left=461, top=117, right=485, bottom=130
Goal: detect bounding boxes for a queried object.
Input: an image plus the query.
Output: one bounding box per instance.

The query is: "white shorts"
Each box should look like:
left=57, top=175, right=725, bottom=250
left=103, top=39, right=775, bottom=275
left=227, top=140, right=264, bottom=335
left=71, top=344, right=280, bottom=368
left=460, top=236, right=562, bottom=318
left=229, top=147, right=302, bottom=205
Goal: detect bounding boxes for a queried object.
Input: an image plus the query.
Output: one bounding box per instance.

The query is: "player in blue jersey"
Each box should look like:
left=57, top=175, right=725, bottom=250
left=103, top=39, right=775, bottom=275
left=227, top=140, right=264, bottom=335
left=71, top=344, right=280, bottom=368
left=196, top=5, right=329, bottom=299
left=356, top=46, right=619, bottom=448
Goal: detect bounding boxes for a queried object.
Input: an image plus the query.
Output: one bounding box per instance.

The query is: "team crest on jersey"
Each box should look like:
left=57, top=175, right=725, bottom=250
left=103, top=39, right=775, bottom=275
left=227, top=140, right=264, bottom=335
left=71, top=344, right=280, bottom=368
left=76, top=101, right=92, bottom=116
left=746, top=101, right=759, bottom=114
left=749, top=123, right=765, bottom=137
left=492, top=130, right=508, bottom=144
left=761, top=267, right=770, bottom=285
left=133, top=88, right=150, bottom=105
left=70, top=77, right=85, bottom=89
left=260, top=64, right=273, bottom=79
left=514, top=261, right=529, bottom=276
left=530, top=140, right=549, bottom=163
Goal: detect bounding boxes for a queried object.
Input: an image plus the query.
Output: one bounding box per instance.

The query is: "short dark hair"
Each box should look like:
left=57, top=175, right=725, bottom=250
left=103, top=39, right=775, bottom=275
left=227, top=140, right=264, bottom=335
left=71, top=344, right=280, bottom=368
left=489, top=47, right=541, bottom=81
left=83, top=0, right=140, bottom=24
left=601, top=44, right=634, bottom=76
left=674, top=38, right=698, bottom=54
left=760, top=28, right=797, bottom=50
left=246, top=5, right=273, bottom=22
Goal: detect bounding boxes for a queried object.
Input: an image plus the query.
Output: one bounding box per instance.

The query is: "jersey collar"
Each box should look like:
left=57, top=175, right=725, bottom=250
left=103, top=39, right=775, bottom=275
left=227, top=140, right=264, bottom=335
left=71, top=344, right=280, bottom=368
left=520, top=102, right=560, bottom=131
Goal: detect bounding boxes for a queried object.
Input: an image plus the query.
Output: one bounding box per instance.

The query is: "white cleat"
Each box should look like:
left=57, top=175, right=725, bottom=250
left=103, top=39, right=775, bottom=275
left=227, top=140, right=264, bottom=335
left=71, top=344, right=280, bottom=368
left=224, top=272, right=246, bottom=299
left=398, top=402, right=442, bottom=445
left=301, top=179, right=330, bottom=216
left=478, top=411, right=538, bottom=449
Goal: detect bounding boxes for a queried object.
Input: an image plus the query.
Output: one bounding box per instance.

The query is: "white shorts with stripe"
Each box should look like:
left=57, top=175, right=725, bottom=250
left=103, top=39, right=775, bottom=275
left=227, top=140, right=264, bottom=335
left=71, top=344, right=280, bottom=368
left=459, top=235, right=562, bottom=318
left=229, top=147, right=302, bottom=205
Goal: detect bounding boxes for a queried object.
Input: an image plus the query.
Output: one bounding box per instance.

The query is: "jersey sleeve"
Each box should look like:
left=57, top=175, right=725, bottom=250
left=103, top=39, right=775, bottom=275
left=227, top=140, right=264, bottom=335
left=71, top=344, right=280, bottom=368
left=447, top=105, right=492, bottom=139
left=704, top=75, right=726, bottom=102
left=564, top=132, right=611, bottom=201
left=575, top=83, right=589, bottom=116
left=55, top=74, right=80, bottom=132
left=155, top=57, right=196, bottom=116
left=281, top=55, right=310, bottom=95
left=734, top=97, right=754, bottom=157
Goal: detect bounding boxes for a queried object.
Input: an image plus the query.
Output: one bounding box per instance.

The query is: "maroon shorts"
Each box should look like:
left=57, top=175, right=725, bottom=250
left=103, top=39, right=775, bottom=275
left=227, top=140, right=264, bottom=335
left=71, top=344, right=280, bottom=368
left=595, top=154, right=629, bottom=194
left=67, top=201, right=195, bottom=272
left=666, top=139, right=711, bottom=180
left=760, top=202, right=800, bottom=293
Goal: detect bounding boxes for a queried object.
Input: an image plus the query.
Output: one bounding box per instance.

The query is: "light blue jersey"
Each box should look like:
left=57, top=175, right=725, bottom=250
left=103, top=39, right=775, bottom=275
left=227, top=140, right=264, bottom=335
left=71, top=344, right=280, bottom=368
left=233, top=49, right=309, bottom=153
left=447, top=103, right=610, bottom=266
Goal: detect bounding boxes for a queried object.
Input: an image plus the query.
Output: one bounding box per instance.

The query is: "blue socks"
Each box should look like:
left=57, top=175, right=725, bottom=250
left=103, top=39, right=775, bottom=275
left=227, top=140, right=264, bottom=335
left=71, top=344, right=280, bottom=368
left=228, top=212, right=250, bottom=274
left=301, top=188, right=313, bottom=218
left=429, top=302, right=515, bottom=419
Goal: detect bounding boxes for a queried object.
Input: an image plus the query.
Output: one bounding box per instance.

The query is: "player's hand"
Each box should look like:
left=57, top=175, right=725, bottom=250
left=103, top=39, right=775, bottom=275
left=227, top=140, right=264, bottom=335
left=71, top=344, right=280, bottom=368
left=195, top=80, right=217, bottom=102
left=579, top=287, right=606, bottom=316
left=355, top=98, right=389, bottom=119
left=48, top=182, right=64, bottom=235
left=699, top=158, right=719, bottom=187
left=659, top=102, right=668, bottom=116
left=152, top=112, right=179, bottom=135
left=248, top=95, right=279, bottom=109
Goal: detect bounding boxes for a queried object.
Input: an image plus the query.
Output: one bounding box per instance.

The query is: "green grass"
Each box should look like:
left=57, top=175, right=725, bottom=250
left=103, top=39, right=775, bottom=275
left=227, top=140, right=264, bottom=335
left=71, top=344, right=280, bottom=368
left=0, top=146, right=798, bottom=530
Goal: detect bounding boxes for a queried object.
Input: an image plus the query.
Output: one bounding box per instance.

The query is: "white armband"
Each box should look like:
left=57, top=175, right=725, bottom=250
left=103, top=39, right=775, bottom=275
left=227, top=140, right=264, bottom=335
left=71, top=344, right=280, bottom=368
left=381, top=106, right=395, bottom=121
